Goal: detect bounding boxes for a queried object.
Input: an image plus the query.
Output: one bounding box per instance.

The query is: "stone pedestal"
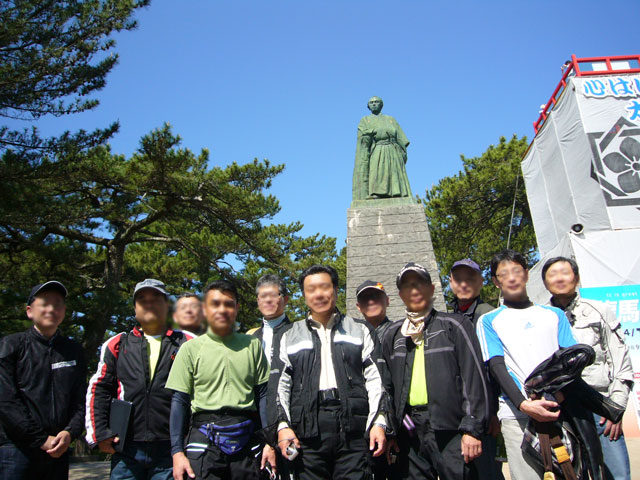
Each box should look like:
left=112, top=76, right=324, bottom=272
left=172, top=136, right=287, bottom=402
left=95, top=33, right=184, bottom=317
left=346, top=203, right=446, bottom=321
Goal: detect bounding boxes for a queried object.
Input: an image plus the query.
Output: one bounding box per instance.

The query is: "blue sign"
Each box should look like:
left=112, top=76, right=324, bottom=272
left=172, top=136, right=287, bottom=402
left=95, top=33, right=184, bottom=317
left=580, top=285, right=640, bottom=350
left=580, top=284, right=640, bottom=432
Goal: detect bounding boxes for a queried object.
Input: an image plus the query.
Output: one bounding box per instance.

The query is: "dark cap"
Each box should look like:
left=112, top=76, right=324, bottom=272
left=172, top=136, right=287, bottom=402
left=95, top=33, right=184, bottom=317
left=396, top=262, right=431, bottom=288
left=451, top=259, right=482, bottom=274
left=356, top=280, right=387, bottom=300
left=134, top=279, right=169, bottom=299
left=27, top=281, right=67, bottom=305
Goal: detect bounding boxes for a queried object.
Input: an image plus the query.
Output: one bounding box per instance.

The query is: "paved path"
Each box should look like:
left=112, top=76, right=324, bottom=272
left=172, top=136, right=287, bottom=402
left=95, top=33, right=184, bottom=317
left=70, top=438, right=640, bottom=479
left=502, top=436, right=640, bottom=479
left=69, top=461, right=111, bottom=479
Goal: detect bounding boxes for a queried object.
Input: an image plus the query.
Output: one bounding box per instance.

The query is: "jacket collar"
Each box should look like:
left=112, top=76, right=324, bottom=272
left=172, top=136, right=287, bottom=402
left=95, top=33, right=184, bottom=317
left=550, top=292, right=579, bottom=312
left=452, top=297, right=480, bottom=316
left=262, top=313, right=287, bottom=329
left=29, top=325, right=60, bottom=345
left=306, top=309, right=342, bottom=330
left=133, top=325, right=173, bottom=338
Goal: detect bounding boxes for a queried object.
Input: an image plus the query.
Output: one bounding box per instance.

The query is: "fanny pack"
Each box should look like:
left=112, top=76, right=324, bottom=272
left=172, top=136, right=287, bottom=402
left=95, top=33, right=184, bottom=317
left=198, top=419, right=255, bottom=455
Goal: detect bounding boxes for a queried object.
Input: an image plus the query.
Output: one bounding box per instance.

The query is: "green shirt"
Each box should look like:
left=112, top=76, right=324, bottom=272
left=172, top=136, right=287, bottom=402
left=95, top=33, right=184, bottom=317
left=408, top=342, right=428, bottom=406
left=166, top=330, right=269, bottom=413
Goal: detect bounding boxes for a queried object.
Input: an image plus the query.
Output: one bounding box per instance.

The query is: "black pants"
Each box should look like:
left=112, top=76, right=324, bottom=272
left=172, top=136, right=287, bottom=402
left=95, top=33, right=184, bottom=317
left=0, top=443, right=69, bottom=480
left=184, top=420, right=260, bottom=480
left=295, top=403, right=369, bottom=480
left=392, top=409, right=478, bottom=480
left=369, top=451, right=391, bottom=480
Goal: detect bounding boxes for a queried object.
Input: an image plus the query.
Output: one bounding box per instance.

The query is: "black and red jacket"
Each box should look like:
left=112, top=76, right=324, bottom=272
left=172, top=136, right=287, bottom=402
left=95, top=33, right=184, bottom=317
left=85, top=326, right=193, bottom=446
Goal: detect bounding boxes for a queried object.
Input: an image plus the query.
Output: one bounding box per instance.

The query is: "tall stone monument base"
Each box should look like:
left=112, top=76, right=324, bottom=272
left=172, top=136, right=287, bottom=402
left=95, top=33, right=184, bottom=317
left=346, top=203, right=446, bottom=321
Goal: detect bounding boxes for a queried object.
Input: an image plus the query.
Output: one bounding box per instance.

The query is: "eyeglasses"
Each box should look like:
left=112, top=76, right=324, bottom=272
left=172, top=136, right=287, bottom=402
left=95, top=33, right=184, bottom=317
left=495, top=268, right=526, bottom=280
left=257, top=292, right=283, bottom=301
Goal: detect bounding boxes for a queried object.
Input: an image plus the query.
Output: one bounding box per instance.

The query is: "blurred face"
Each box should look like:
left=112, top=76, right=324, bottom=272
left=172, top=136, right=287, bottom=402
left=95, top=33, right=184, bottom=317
left=203, top=288, right=238, bottom=336
left=134, top=289, right=169, bottom=327
left=398, top=271, right=434, bottom=313
left=26, top=291, right=66, bottom=335
left=173, top=296, right=203, bottom=331
left=303, top=272, right=336, bottom=317
left=492, top=260, right=529, bottom=302
left=450, top=266, right=484, bottom=303
left=356, top=289, right=389, bottom=324
left=257, top=284, right=287, bottom=320
left=543, top=261, right=579, bottom=297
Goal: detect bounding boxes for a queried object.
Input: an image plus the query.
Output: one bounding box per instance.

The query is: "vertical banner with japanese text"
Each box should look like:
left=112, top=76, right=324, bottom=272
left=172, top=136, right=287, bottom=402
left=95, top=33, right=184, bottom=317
left=580, top=285, right=640, bottom=435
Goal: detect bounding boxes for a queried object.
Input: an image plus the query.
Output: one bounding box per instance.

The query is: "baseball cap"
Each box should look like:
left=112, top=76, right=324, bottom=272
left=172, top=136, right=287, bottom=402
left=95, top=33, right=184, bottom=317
left=27, top=281, right=68, bottom=305
left=451, top=259, right=482, bottom=274
left=134, top=279, right=169, bottom=300
left=396, top=262, right=431, bottom=288
left=356, top=280, right=387, bottom=300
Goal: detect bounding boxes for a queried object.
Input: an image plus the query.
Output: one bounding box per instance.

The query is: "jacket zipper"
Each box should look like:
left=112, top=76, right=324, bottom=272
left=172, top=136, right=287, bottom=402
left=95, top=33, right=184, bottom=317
left=332, top=327, right=353, bottom=387
left=49, top=344, right=56, bottom=429
left=141, top=334, right=151, bottom=441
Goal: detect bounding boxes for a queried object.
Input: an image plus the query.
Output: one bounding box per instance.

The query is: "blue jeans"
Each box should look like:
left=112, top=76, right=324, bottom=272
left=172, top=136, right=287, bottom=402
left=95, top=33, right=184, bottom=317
left=594, top=414, right=631, bottom=480
left=0, top=443, right=69, bottom=480
left=110, top=440, right=173, bottom=480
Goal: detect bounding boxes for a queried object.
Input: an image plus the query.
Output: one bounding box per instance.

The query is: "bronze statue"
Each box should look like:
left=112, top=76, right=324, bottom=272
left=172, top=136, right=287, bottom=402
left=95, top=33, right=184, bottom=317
left=352, top=97, right=413, bottom=201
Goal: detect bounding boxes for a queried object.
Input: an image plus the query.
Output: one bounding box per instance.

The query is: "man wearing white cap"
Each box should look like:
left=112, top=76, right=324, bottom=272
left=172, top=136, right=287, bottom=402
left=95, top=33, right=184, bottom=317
left=0, top=281, right=86, bottom=480
left=381, top=262, right=489, bottom=480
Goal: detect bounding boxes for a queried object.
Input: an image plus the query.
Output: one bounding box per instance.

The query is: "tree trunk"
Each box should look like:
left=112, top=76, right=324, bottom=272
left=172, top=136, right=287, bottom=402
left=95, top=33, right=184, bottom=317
left=82, top=243, right=126, bottom=366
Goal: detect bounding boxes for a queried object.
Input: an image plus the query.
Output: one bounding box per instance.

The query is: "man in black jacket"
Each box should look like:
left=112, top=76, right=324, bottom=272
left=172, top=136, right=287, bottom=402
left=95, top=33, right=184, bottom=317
left=0, top=281, right=86, bottom=480
left=449, top=259, right=503, bottom=480
left=381, top=262, right=489, bottom=480
left=274, top=265, right=389, bottom=480
left=85, top=279, right=193, bottom=480
left=247, top=274, right=293, bottom=475
left=355, top=279, right=395, bottom=480
left=248, top=274, right=292, bottom=368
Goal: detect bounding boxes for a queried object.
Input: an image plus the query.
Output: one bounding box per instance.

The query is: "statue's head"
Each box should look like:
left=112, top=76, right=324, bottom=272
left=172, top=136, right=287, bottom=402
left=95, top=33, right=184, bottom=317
left=367, top=96, right=383, bottom=114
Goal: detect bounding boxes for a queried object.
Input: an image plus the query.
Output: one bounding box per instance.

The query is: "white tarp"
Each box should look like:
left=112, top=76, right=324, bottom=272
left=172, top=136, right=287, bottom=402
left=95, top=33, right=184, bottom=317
left=522, top=73, right=640, bottom=257
left=575, top=75, right=640, bottom=229
left=526, top=229, right=640, bottom=304
left=570, top=229, right=640, bottom=287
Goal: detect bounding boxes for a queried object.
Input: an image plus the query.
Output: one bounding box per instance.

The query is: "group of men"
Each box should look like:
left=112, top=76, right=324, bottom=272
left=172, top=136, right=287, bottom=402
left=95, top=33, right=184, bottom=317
left=0, top=250, right=633, bottom=480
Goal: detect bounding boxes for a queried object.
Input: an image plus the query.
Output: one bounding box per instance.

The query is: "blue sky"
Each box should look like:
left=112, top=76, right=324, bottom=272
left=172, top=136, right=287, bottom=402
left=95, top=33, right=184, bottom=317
left=30, top=0, right=640, bottom=249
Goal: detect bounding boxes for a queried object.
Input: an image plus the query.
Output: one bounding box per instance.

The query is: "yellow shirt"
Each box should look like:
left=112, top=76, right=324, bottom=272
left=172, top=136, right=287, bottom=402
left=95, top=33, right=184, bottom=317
left=408, top=342, right=428, bottom=406
left=145, top=334, right=163, bottom=380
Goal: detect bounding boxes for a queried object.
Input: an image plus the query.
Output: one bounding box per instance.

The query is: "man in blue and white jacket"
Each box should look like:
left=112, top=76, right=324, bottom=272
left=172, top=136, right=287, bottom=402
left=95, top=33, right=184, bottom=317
left=476, top=250, right=576, bottom=480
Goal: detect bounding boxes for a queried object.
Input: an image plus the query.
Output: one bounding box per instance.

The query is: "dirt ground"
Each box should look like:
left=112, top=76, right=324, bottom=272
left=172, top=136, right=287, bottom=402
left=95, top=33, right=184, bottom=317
left=69, top=437, right=640, bottom=479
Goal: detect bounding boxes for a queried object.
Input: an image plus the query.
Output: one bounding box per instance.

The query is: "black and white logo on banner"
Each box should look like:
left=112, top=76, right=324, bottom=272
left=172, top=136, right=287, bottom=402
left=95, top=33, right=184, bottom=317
left=588, top=117, right=640, bottom=206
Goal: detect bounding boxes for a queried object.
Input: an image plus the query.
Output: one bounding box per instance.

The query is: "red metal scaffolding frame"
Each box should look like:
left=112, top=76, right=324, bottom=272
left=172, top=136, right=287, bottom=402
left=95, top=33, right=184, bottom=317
left=533, top=54, right=640, bottom=133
